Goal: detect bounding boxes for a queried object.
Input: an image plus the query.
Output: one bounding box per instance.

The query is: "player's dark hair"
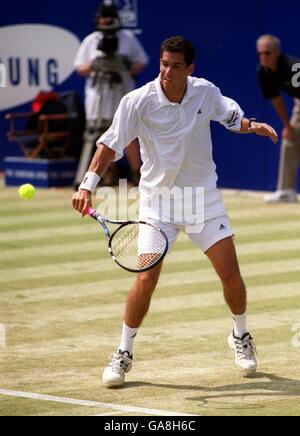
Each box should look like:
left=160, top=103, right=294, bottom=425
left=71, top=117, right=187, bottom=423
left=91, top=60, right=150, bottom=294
left=160, top=36, right=196, bottom=66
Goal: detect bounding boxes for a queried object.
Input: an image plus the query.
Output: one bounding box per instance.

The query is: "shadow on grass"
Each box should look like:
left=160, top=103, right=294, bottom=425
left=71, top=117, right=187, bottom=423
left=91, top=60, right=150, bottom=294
left=123, top=372, right=300, bottom=412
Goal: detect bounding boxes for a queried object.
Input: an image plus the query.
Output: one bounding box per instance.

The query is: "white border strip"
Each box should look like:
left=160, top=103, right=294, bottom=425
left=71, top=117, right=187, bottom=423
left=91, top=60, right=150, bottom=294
left=0, top=389, right=195, bottom=416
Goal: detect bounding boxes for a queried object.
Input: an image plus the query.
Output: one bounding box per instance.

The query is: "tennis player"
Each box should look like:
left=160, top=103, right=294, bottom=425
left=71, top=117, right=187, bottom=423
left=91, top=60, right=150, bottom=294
left=73, top=36, right=278, bottom=387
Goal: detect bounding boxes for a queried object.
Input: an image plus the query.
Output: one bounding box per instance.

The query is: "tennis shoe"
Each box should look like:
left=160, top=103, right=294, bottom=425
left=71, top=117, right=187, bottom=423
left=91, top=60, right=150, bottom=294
left=103, top=350, right=133, bottom=387
left=228, top=331, right=257, bottom=374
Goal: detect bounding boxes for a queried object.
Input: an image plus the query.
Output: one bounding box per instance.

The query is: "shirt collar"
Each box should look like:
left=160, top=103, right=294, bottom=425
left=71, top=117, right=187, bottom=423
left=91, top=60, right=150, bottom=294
left=184, top=77, right=198, bottom=102
left=154, top=75, right=197, bottom=107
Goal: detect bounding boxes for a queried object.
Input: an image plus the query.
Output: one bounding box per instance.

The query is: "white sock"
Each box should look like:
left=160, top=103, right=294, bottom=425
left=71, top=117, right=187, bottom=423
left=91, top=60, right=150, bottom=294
left=232, top=312, right=248, bottom=338
left=119, top=323, right=138, bottom=355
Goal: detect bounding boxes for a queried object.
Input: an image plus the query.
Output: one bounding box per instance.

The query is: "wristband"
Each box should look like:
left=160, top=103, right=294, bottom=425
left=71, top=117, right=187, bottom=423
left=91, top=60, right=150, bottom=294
left=249, top=118, right=258, bottom=128
left=79, top=172, right=100, bottom=193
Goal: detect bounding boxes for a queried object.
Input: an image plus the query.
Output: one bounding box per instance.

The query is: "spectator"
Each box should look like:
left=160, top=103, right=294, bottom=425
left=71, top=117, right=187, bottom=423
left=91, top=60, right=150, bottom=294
left=257, top=34, right=300, bottom=203
left=74, top=0, right=149, bottom=187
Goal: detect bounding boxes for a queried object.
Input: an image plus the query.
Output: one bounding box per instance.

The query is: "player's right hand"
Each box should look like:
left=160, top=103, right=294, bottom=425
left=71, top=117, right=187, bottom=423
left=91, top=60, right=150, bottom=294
left=72, top=190, right=92, bottom=217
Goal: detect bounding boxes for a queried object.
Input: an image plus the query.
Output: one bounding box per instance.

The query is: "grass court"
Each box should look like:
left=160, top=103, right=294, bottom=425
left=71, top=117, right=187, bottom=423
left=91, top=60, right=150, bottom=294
left=1, top=180, right=300, bottom=416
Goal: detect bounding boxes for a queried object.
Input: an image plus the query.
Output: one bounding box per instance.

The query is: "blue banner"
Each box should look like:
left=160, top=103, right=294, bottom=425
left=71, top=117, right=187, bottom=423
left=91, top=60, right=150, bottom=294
left=1, top=0, right=300, bottom=191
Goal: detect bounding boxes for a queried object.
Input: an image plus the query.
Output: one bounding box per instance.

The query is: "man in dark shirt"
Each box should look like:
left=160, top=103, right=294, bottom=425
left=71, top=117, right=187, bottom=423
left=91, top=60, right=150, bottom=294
left=257, top=34, right=300, bottom=203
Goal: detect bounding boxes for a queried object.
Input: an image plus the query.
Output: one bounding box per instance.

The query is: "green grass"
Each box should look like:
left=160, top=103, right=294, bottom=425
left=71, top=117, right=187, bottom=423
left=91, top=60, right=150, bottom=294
left=1, top=182, right=300, bottom=416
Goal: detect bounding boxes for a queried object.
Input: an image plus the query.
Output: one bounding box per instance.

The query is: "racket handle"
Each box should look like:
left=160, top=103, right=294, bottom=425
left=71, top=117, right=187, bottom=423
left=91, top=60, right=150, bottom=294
left=87, top=207, right=97, bottom=217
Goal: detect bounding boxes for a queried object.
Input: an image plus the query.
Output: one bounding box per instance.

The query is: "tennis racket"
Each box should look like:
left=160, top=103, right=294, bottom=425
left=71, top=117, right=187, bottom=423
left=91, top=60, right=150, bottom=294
left=87, top=207, right=169, bottom=273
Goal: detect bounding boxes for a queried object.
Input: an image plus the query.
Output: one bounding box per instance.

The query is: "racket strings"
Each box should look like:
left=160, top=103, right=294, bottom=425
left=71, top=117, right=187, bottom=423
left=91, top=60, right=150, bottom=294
left=110, top=223, right=167, bottom=271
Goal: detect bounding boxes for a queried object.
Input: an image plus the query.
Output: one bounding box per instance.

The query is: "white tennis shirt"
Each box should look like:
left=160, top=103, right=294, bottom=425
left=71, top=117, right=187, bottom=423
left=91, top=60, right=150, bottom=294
left=74, top=30, right=149, bottom=120
left=98, top=76, right=245, bottom=224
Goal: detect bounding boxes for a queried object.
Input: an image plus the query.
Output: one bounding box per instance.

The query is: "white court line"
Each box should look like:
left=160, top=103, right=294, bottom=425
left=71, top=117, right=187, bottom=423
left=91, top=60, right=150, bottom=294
left=0, top=389, right=196, bottom=416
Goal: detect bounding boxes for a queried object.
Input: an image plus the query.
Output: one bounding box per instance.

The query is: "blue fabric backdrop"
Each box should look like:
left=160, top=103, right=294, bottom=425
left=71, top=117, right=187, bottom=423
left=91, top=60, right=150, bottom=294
left=1, top=0, right=299, bottom=191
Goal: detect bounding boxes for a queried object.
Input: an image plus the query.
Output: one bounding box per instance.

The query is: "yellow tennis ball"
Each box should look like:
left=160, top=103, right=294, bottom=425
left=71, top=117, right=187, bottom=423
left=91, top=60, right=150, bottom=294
left=19, top=184, right=36, bottom=200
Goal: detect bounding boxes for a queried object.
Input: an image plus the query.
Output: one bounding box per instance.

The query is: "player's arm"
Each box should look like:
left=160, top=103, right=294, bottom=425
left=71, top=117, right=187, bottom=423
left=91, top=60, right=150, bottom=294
left=211, top=86, right=278, bottom=144
left=89, top=143, right=116, bottom=175
left=72, top=94, right=139, bottom=216
left=72, top=144, right=115, bottom=217
left=239, top=118, right=279, bottom=144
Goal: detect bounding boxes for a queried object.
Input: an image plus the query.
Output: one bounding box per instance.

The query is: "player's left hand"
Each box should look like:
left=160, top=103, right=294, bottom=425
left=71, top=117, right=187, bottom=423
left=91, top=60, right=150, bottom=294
left=249, top=122, right=279, bottom=144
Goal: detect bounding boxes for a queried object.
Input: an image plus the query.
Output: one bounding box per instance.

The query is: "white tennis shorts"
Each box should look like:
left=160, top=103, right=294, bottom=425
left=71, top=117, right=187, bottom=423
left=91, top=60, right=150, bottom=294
left=141, top=215, right=234, bottom=254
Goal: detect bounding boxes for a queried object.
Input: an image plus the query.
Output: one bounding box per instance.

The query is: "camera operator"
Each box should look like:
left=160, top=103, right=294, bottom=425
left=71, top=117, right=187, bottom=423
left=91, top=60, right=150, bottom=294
left=74, top=1, right=149, bottom=187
